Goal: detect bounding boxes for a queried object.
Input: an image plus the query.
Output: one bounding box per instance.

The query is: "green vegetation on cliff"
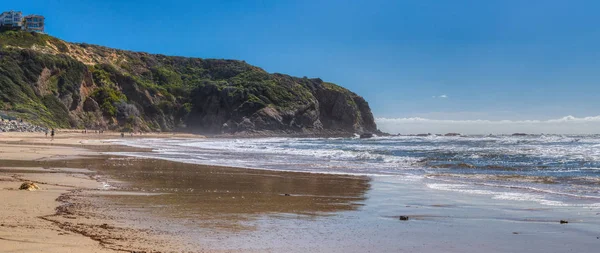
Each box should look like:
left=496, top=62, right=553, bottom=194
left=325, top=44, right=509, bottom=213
left=0, top=31, right=68, bottom=52
left=0, top=47, right=84, bottom=127
left=0, top=31, right=378, bottom=135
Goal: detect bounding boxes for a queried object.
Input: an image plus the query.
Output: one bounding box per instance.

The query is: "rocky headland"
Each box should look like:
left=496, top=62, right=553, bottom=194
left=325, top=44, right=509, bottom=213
left=0, top=31, right=380, bottom=136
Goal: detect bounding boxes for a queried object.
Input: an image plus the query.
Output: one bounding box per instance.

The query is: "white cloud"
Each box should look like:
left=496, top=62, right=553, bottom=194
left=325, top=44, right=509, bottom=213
left=376, top=115, right=600, bottom=135
left=432, top=94, right=448, bottom=98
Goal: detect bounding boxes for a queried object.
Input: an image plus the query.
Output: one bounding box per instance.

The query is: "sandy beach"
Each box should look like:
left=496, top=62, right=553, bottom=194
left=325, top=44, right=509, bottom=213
left=1, top=132, right=599, bottom=252
left=0, top=132, right=115, bottom=252
left=0, top=131, right=204, bottom=252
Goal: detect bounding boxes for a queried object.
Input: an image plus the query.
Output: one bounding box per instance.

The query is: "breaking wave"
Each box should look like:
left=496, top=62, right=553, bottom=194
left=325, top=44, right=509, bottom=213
left=111, top=134, right=600, bottom=208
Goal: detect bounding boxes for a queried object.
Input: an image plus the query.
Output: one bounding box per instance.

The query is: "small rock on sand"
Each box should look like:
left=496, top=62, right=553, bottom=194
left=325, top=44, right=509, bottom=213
left=19, top=182, right=39, bottom=191
left=99, top=223, right=112, bottom=229
left=399, top=216, right=409, bottom=221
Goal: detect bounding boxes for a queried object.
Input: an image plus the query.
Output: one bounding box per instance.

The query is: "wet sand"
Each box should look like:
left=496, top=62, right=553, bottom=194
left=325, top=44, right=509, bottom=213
left=0, top=157, right=371, bottom=252
left=8, top=156, right=597, bottom=253
left=0, top=164, right=115, bottom=252
left=1, top=132, right=599, bottom=252
left=0, top=132, right=205, bottom=252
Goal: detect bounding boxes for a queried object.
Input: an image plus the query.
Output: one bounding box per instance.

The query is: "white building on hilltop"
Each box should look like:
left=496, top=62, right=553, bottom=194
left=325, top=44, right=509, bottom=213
left=0, top=10, right=23, bottom=28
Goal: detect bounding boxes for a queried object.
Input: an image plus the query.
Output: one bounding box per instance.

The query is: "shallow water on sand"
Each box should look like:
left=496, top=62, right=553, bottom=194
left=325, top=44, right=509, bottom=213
left=91, top=157, right=374, bottom=251
left=96, top=158, right=370, bottom=225
left=91, top=157, right=600, bottom=252
left=113, top=135, right=600, bottom=208
left=7, top=156, right=599, bottom=252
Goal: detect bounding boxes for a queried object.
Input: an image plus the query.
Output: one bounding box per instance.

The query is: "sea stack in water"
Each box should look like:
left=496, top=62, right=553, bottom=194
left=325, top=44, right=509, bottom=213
left=444, top=133, right=461, bottom=137
left=360, top=133, right=374, bottom=139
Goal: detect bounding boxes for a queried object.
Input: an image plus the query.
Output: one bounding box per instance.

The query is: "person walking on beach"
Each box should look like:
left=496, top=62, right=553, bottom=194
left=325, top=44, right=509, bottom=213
left=45, top=130, right=48, bottom=138
left=50, top=128, right=55, bottom=141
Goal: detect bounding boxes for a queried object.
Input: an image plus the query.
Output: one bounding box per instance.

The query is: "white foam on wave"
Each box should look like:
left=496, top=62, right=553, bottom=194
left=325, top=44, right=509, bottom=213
left=173, top=138, right=421, bottom=168
left=426, top=183, right=600, bottom=208
left=105, top=151, right=397, bottom=177
left=427, top=183, right=497, bottom=195
left=113, top=134, right=600, bottom=164
left=112, top=136, right=600, bottom=174
left=100, top=181, right=114, bottom=190
left=111, top=136, right=600, bottom=208
left=111, top=136, right=600, bottom=176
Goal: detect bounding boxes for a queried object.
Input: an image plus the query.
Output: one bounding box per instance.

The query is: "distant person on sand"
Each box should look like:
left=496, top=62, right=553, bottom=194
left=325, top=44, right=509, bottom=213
left=45, top=130, right=48, bottom=138
left=121, top=132, right=124, bottom=138
left=50, top=128, right=55, bottom=141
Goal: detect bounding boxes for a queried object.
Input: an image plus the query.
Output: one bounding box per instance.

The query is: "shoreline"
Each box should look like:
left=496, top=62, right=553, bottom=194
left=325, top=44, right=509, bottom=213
left=0, top=132, right=367, bottom=252
left=0, top=157, right=118, bottom=252
left=1, top=132, right=599, bottom=252
left=0, top=132, right=208, bottom=252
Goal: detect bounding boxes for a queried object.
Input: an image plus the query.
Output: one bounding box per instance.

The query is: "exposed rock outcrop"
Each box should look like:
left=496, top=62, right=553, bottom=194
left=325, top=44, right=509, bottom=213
left=0, top=118, right=48, bottom=132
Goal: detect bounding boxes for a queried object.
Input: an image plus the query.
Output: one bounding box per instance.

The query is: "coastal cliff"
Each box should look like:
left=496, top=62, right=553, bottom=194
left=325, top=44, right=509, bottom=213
left=0, top=31, right=378, bottom=135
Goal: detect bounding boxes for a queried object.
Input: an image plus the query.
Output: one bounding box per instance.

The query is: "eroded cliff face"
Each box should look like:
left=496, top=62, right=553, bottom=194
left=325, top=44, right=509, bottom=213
left=0, top=31, right=379, bottom=135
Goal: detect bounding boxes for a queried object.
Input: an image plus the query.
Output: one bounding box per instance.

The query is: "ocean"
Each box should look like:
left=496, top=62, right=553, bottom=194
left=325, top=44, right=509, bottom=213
left=113, top=134, right=600, bottom=209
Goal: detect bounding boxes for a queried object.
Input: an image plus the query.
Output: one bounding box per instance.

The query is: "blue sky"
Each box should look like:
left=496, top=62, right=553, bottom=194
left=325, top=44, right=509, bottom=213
left=9, top=0, right=600, bottom=122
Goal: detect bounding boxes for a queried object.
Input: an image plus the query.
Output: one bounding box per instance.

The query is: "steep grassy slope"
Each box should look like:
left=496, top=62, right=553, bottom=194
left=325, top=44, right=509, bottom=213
left=0, top=31, right=378, bottom=135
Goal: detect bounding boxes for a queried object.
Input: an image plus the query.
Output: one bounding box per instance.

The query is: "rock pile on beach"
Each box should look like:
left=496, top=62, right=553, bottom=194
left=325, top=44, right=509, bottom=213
left=0, top=119, right=48, bottom=132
